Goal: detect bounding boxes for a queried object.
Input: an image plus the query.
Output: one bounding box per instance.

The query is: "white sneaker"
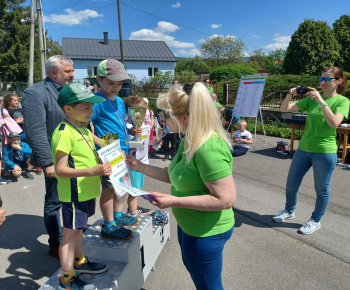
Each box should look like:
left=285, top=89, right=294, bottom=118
left=298, top=219, right=321, bottom=235
left=272, top=209, right=295, bottom=223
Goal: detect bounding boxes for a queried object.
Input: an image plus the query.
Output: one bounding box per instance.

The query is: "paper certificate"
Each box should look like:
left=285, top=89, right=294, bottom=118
left=97, top=139, right=132, bottom=197
left=109, top=181, right=151, bottom=197
left=135, top=124, right=150, bottom=163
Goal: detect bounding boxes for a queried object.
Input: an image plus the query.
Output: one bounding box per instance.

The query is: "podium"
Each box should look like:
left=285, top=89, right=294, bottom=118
left=39, top=214, right=170, bottom=290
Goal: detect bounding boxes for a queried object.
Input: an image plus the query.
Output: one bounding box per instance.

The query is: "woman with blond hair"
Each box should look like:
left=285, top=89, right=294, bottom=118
left=126, top=82, right=236, bottom=290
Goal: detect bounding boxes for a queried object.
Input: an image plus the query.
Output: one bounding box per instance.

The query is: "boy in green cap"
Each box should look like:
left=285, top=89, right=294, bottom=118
left=52, top=83, right=112, bottom=290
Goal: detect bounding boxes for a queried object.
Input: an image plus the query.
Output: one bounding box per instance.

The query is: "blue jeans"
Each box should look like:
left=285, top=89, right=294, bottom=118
left=44, top=176, right=62, bottom=248
left=177, top=225, right=234, bottom=290
left=285, top=149, right=337, bottom=222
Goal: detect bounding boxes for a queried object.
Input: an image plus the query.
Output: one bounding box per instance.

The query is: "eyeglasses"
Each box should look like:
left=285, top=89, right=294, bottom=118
left=318, top=77, right=339, bottom=82
left=205, top=81, right=210, bottom=83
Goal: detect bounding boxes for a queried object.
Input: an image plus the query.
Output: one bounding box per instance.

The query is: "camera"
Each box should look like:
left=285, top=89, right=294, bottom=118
left=296, top=87, right=309, bottom=95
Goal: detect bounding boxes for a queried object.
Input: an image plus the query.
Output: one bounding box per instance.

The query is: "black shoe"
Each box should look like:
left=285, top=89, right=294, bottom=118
left=163, top=155, right=169, bottom=161
left=48, top=247, right=60, bottom=259
left=24, top=171, right=34, bottom=180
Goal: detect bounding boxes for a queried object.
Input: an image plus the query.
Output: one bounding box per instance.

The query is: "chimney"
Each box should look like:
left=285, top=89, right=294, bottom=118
left=104, top=30, right=108, bottom=45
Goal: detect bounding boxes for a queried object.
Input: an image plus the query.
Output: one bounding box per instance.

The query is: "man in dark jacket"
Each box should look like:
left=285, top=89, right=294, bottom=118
left=22, top=55, right=74, bottom=259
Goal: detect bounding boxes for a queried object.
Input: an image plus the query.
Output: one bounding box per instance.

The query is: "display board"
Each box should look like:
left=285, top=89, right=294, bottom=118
left=232, top=74, right=267, bottom=118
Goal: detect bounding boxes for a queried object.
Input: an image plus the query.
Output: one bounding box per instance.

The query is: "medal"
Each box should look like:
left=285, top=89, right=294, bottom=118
left=125, top=140, right=129, bottom=145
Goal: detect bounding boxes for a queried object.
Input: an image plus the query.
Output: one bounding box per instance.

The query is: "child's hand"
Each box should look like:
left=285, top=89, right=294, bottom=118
left=92, top=162, right=111, bottom=176
left=134, top=127, right=142, bottom=137
left=11, top=143, right=21, bottom=150
left=13, top=165, right=22, bottom=174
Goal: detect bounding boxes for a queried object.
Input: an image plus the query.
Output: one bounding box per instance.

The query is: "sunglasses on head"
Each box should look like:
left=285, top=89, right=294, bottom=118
left=318, top=77, right=339, bottom=82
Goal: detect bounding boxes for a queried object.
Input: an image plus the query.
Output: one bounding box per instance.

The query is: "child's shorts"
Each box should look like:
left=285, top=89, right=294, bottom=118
left=131, top=170, right=145, bottom=189
left=61, top=199, right=96, bottom=230
left=101, top=175, right=113, bottom=189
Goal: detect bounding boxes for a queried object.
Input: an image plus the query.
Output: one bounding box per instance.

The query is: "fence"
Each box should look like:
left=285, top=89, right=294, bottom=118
left=0, top=82, right=29, bottom=99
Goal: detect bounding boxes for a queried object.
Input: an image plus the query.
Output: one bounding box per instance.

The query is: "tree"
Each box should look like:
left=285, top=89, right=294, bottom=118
left=0, top=0, right=31, bottom=82
left=175, top=56, right=209, bottom=74
left=283, top=19, right=339, bottom=75
left=199, top=35, right=246, bottom=66
left=333, top=15, right=350, bottom=71
left=150, top=71, right=174, bottom=91
left=175, top=70, right=197, bottom=84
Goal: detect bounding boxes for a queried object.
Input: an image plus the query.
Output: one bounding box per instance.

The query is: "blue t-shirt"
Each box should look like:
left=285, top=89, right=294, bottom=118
left=90, top=92, right=130, bottom=153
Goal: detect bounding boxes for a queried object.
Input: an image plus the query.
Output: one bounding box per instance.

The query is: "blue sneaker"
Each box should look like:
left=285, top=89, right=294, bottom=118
left=74, top=257, right=108, bottom=274
left=101, top=223, right=133, bottom=240
left=114, top=214, right=139, bottom=226
left=0, top=177, right=12, bottom=185
left=58, top=275, right=96, bottom=290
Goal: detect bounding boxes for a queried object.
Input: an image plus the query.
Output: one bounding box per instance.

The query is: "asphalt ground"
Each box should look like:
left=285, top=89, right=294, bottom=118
left=0, top=133, right=349, bottom=290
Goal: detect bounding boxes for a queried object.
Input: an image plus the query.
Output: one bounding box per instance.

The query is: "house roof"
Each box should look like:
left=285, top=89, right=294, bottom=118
left=62, top=37, right=177, bottom=62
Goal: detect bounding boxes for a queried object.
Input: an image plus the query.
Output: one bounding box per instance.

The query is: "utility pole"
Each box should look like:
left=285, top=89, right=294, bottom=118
left=117, top=0, right=125, bottom=64
left=36, top=0, right=46, bottom=80
left=28, top=0, right=35, bottom=87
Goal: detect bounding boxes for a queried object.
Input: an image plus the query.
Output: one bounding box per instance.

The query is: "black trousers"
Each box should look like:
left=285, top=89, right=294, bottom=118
left=163, top=133, right=179, bottom=156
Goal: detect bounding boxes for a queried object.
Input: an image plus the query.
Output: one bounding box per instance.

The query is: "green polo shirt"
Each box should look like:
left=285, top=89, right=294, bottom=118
left=52, top=122, right=100, bottom=202
left=169, top=135, right=234, bottom=237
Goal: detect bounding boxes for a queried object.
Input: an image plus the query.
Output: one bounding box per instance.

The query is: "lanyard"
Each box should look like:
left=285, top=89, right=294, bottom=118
left=63, top=118, right=99, bottom=163
left=99, top=90, right=128, bottom=138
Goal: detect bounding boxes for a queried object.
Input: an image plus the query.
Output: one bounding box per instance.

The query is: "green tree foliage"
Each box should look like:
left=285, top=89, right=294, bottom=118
left=0, top=0, right=30, bottom=82
left=175, top=70, right=197, bottom=84
left=209, top=63, right=258, bottom=81
left=333, top=15, right=350, bottom=72
left=150, top=71, right=174, bottom=90
left=175, top=56, right=209, bottom=74
left=283, top=19, right=340, bottom=75
left=199, top=35, right=246, bottom=66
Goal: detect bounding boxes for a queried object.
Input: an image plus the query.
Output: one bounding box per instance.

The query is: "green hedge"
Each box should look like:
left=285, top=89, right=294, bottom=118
left=210, top=63, right=258, bottom=82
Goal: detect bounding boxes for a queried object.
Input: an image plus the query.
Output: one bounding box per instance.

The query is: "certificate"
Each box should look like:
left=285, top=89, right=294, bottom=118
left=97, top=140, right=132, bottom=198
left=109, top=181, right=150, bottom=197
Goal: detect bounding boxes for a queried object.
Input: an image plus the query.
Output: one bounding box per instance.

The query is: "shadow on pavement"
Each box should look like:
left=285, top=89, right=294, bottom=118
left=234, top=208, right=302, bottom=229
left=253, top=148, right=293, bottom=160
left=0, top=214, right=60, bottom=289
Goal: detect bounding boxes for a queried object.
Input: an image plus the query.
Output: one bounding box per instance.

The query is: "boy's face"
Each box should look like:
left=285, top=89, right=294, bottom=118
left=65, top=103, right=94, bottom=124
left=97, top=77, right=123, bottom=97
left=10, top=137, right=21, bottom=145
left=238, top=123, right=247, bottom=132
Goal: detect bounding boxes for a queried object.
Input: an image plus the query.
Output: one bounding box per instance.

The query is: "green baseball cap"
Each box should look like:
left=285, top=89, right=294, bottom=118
left=97, top=59, right=131, bottom=81
left=58, top=83, right=106, bottom=106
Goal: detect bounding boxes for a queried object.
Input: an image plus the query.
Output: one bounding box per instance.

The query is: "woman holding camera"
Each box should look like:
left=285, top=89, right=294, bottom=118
left=126, top=82, right=236, bottom=289
left=273, top=67, right=350, bottom=234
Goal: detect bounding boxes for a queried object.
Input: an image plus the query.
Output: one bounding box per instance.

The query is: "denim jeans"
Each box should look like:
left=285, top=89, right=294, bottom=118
left=177, top=225, right=234, bottom=290
left=44, top=176, right=62, bottom=248
left=285, top=149, right=337, bottom=222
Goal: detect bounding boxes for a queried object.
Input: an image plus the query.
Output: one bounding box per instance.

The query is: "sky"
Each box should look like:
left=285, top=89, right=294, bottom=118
left=23, top=0, right=350, bottom=58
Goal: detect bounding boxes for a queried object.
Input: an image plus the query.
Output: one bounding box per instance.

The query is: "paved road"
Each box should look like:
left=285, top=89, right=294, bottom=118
left=0, top=134, right=349, bottom=289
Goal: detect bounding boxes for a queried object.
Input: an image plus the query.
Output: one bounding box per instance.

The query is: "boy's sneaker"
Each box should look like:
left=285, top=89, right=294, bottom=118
left=36, top=167, right=42, bottom=175
left=298, top=219, right=321, bottom=235
left=0, top=177, right=12, bottom=185
left=272, top=209, right=295, bottom=223
left=74, top=257, right=108, bottom=274
left=127, top=206, right=151, bottom=216
left=100, top=224, right=133, bottom=240
left=24, top=171, right=34, bottom=180
left=58, top=275, right=96, bottom=290
left=114, top=214, right=139, bottom=226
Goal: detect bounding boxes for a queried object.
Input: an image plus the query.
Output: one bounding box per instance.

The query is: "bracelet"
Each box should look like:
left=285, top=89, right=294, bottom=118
left=320, top=102, right=328, bottom=108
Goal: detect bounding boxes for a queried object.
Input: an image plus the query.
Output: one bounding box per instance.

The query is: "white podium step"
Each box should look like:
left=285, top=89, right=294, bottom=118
left=39, top=214, right=170, bottom=290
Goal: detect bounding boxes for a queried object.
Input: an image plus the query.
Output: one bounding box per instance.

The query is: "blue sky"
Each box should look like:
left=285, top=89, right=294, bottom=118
left=24, top=0, right=350, bottom=57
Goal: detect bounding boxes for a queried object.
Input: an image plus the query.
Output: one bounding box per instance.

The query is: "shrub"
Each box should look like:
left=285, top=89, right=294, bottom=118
left=209, top=63, right=258, bottom=82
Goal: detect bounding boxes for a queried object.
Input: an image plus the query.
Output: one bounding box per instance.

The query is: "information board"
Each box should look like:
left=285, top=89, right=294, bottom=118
left=232, top=74, right=267, bottom=118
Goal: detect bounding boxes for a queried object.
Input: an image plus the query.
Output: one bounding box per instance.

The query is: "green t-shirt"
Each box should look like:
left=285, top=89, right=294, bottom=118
left=296, top=95, right=349, bottom=153
left=52, top=122, right=100, bottom=202
left=208, top=87, right=214, bottom=93
left=169, top=135, right=235, bottom=237
left=214, top=101, right=223, bottom=109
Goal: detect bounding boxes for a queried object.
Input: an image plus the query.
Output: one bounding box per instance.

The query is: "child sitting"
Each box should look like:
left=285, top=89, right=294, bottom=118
left=232, top=120, right=253, bottom=157
left=3, top=132, right=34, bottom=179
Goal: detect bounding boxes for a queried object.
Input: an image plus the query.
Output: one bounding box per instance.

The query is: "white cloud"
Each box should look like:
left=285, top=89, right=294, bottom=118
left=265, top=33, right=291, bottom=50
left=211, top=24, right=222, bottom=29
left=129, top=21, right=195, bottom=49
left=154, top=21, right=180, bottom=33
left=252, top=34, right=260, bottom=39
left=44, top=8, right=103, bottom=26
left=176, top=49, right=200, bottom=57
left=171, top=2, right=181, bottom=8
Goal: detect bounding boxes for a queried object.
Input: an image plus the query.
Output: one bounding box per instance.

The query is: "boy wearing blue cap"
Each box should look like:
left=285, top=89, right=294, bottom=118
left=52, top=83, right=111, bottom=290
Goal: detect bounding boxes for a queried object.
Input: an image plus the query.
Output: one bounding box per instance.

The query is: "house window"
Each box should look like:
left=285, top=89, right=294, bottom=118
left=148, top=67, right=158, bottom=77
left=87, top=66, right=98, bottom=77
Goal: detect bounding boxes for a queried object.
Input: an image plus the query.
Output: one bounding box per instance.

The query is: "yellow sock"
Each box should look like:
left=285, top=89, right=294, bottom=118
left=74, top=253, right=86, bottom=266
left=62, top=269, right=76, bottom=283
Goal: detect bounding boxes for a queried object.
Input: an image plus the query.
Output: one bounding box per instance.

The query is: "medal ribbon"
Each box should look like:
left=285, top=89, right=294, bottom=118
left=63, top=118, right=99, bottom=163
left=99, top=89, right=128, bottom=139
